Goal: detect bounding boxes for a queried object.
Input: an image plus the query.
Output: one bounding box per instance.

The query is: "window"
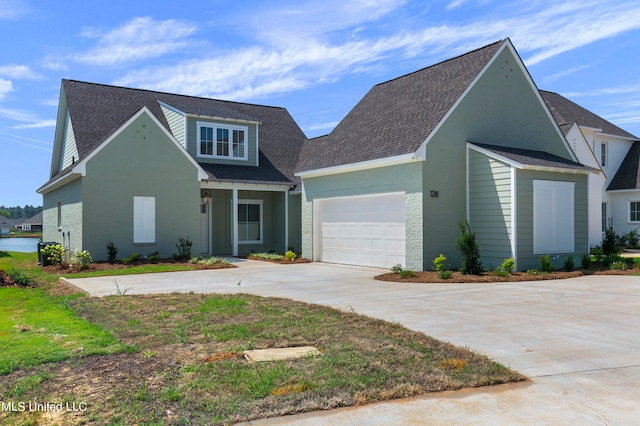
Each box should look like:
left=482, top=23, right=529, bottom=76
left=533, top=180, right=574, bottom=253
left=134, top=196, right=155, bottom=243
left=630, top=201, right=640, bottom=222
left=238, top=200, right=262, bottom=244
left=197, top=121, right=247, bottom=160
left=600, top=142, right=607, bottom=167
left=602, top=202, right=608, bottom=231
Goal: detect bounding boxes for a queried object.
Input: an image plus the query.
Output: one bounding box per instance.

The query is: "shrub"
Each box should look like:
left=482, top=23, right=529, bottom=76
left=627, top=229, right=640, bottom=248
left=122, top=252, right=141, bottom=265
left=563, top=255, right=574, bottom=272
left=539, top=255, right=555, bottom=273
left=492, top=258, right=515, bottom=277
left=580, top=252, right=591, bottom=269
left=148, top=251, right=160, bottom=263
left=74, top=250, right=93, bottom=269
left=433, top=254, right=452, bottom=279
left=632, top=257, right=640, bottom=269
left=602, top=227, right=618, bottom=256
left=391, top=264, right=404, bottom=274
left=173, top=237, right=193, bottom=261
left=456, top=220, right=482, bottom=275
left=41, top=244, right=66, bottom=266
left=8, top=268, right=32, bottom=286
left=106, top=241, right=118, bottom=264
left=590, top=246, right=604, bottom=262
left=610, top=260, right=627, bottom=271
left=400, top=269, right=417, bottom=279
left=284, top=250, right=297, bottom=261
left=603, top=253, right=624, bottom=269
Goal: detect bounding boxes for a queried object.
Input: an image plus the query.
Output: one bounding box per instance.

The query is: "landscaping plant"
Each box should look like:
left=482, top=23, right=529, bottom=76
left=433, top=254, right=452, bottom=279
left=106, top=241, right=118, bottom=264
left=602, top=227, right=618, bottom=256
left=563, top=255, right=574, bottom=272
left=40, top=244, right=66, bottom=266
left=580, top=252, right=591, bottom=269
left=539, top=255, right=555, bottom=272
left=173, top=237, right=193, bottom=261
left=456, top=220, right=483, bottom=275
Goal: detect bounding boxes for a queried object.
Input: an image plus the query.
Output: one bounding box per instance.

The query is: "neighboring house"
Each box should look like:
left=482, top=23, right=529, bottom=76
left=38, top=38, right=597, bottom=271
left=542, top=91, right=640, bottom=246
left=37, top=80, right=306, bottom=260
left=17, top=211, right=43, bottom=231
left=296, top=39, right=592, bottom=271
left=0, top=218, right=21, bottom=235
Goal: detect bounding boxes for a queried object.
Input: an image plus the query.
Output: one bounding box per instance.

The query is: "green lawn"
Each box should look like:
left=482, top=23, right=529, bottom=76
left=0, top=287, right=129, bottom=375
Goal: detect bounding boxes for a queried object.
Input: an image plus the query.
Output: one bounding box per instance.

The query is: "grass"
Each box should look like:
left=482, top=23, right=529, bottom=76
left=0, top=251, right=524, bottom=424
left=0, top=292, right=524, bottom=425
left=0, top=287, right=129, bottom=375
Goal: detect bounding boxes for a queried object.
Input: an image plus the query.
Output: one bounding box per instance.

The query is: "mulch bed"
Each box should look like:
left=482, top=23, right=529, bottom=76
left=246, top=256, right=311, bottom=264
left=0, top=270, right=16, bottom=287
left=373, top=268, right=640, bottom=283
left=41, top=258, right=236, bottom=274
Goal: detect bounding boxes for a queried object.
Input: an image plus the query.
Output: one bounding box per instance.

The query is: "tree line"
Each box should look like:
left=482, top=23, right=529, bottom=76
left=0, top=205, right=43, bottom=219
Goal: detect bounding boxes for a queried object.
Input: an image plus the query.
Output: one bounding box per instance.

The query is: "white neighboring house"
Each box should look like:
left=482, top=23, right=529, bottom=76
left=542, top=91, right=640, bottom=247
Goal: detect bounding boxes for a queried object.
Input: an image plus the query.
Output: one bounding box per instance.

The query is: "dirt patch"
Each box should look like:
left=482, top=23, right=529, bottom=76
left=0, top=270, right=16, bottom=287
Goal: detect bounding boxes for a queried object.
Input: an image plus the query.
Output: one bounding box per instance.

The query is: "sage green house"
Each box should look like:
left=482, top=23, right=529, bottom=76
left=38, top=39, right=594, bottom=271
left=296, top=39, right=592, bottom=271
left=38, top=80, right=306, bottom=261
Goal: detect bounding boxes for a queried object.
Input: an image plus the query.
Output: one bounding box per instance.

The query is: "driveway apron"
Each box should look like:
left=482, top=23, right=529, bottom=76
left=65, top=261, right=640, bottom=425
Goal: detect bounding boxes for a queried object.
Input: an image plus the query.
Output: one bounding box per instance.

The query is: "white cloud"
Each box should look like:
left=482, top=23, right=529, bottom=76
left=12, top=120, right=56, bottom=129
left=542, top=64, right=591, bottom=84
left=0, top=79, right=13, bottom=100
left=38, top=97, right=59, bottom=107
left=73, top=17, right=197, bottom=65
left=0, top=0, right=29, bottom=19
left=304, top=121, right=340, bottom=132
left=41, top=56, right=68, bottom=71
left=112, top=0, right=640, bottom=104
left=0, top=64, right=42, bottom=80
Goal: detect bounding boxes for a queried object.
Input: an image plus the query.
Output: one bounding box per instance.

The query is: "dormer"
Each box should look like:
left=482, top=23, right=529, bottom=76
left=159, top=100, right=261, bottom=167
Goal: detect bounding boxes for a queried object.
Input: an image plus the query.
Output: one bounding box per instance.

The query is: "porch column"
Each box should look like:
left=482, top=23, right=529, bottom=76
left=284, top=189, right=289, bottom=252
left=232, top=188, right=238, bottom=256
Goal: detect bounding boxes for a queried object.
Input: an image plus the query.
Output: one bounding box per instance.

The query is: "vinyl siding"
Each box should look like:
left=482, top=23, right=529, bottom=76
left=42, top=177, right=83, bottom=253
left=516, top=170, right=588, bottom=271
left=59, top=110, right=79, bottom=172
left=468, top=149, right=513, bottom=270
left=160, top=105, right=186, bottom=148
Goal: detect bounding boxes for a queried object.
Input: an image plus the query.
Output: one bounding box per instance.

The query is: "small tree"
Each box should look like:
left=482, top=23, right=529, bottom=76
left=456, top=220, right=483, bottom=275
left=602, top=227, right=618, bottom=256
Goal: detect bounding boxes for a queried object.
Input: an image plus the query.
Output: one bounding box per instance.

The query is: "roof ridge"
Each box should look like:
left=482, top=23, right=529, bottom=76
left=62, top=79, right=288, bottom=111
left=374, top=39, right=505, bottom=88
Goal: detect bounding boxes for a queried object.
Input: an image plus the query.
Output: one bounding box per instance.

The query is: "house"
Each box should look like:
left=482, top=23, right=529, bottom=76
left=16, top=211, right=43, bottom=232
left=541, top=91, right=640, bottom=246
left=296, top=39, right=592, bottom=271
left=0, top=218, right=21, bottom=235
left=39, top=38, right=595, bottom=271
left=37, top=80, right=306, bottom=260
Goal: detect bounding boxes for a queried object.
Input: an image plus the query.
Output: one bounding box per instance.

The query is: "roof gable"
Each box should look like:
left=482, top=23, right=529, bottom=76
left=608, top=141, right=640, bottom=190
left=541, top=90, right=638, bottom=140
left=297, top=40, right=505, bottom=172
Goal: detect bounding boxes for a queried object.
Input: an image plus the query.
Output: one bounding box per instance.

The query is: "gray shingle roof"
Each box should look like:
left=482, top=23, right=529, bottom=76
left=297, top=40, right=505, bottom=172
left=59, top=80, right=306, bottom=185
left=608, top=141, right=640, bottom=190
left=470, top=142, right=594, bottom=172
left=540, top=90, right=638, bottom=140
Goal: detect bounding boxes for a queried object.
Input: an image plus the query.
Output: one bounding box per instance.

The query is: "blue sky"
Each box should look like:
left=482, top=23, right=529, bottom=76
left=1, top=0, right=639, bottom=207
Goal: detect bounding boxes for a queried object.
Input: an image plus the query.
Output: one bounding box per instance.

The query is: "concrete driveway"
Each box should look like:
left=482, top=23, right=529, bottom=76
left=65, top=260, right=640, bottom=425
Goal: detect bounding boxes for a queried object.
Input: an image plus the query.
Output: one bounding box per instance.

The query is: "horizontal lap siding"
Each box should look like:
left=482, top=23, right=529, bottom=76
left=468, top=150, right=513, bottom=270
left=161, top=105, right=185, bottom=147
left=60, top=111, right=79, bottom=172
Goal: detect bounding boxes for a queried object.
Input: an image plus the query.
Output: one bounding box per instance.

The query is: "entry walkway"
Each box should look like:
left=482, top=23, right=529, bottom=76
left=65, top=261, right=640, bottom=425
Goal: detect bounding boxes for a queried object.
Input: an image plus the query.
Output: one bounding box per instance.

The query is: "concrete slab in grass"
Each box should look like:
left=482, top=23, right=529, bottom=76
left=244, top=346, right=322, bottom=363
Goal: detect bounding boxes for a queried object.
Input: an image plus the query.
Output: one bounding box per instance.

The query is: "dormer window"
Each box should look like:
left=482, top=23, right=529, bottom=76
left=197, top=121, right=248, bottom=160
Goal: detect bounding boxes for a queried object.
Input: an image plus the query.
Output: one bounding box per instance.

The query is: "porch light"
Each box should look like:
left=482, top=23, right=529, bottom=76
left=202, top=192, right=210, bottom=205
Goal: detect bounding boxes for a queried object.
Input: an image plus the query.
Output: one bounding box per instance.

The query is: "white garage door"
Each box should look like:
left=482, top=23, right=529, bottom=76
left=316, top=193, right=406, bottom=268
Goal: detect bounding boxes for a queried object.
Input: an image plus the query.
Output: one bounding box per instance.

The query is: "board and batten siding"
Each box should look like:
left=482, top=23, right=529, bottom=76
left=59, top=110, right=79, bottom=172
left=468, top=149, right=514, bottom=270
left=160, top=105, right=186, bottom=148
left=516, top=169, right=589, bottom=271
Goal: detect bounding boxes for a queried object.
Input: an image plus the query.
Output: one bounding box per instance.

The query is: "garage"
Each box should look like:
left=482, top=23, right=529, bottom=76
left=315, top=193, right=406, bottom=268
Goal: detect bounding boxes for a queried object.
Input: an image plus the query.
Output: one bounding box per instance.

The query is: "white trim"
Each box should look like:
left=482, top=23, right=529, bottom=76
left=186, top=112, right=260, bottom=125
left=256, top=125, right=260, bottom=167
left=628, top=200, right=640, bottom=224
left=196, top=121, right=249, bottom=161
left=157, top=100, right=185, bottom=115
left=295, top=153, right=422, bottom=178
left=284, top=190, right=289, bottom=251
left=511, top=166, right=518, bottom=270
left=607, top=188, right=640, bottom=194
left=237, top=199, right=264, bottom=244
left=201, top=181, right=290, bottom=192
left=133, top=196, right=156, bottom=244
left=465, top=144, right=470, bottom=221
left=232, top=189, right=238, bottom=256
left=467, top=142, right=592, bottom=175
left=38, top=106, right=209, bottom=195
left=533, top=180, right=575, bottom=254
